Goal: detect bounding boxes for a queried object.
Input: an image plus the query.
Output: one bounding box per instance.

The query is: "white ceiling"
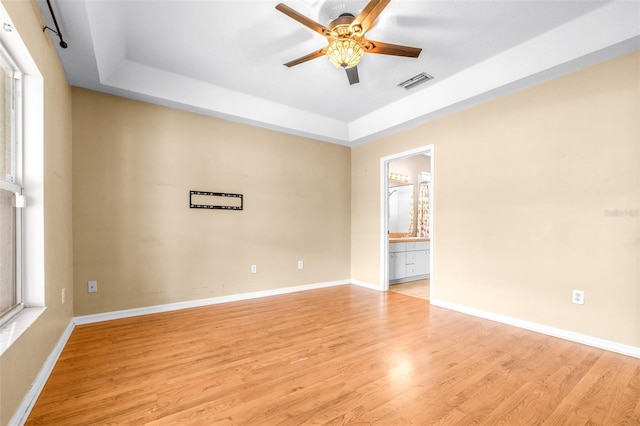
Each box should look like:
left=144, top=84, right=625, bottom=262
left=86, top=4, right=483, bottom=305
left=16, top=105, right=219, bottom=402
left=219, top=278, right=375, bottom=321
left=38, top=0, right=639, bottom=146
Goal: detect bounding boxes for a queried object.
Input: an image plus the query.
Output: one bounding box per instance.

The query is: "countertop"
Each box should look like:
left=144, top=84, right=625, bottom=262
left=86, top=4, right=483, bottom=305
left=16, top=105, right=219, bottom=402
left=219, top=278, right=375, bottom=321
left=389, top=237, right=430, bottom=243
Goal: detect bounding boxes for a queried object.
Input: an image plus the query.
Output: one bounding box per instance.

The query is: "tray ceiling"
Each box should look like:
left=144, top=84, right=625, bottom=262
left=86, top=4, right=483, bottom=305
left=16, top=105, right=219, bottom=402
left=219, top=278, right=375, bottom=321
left=39, top=0, right=639, bottom=145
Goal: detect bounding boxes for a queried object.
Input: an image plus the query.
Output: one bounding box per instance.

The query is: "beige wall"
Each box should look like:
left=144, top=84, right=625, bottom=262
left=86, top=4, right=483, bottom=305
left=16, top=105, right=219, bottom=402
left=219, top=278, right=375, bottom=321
left=352, top=51, right=640, bottom=346
left=72, top=89, right=351, bottom=316
left=0, top=0, right=73, bottom=423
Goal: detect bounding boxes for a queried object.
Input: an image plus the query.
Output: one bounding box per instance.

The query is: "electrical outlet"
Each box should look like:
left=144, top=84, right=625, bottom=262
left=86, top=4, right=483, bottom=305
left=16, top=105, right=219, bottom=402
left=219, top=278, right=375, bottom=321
left=572, top=289, right=584, bottom=305
left=251, top=265, right=257, bottom=274
left=61, top=288, right=65, bottom=304
left=298, top=260, right=304, bottom=270
left=88, top=280, right=98, bottom=293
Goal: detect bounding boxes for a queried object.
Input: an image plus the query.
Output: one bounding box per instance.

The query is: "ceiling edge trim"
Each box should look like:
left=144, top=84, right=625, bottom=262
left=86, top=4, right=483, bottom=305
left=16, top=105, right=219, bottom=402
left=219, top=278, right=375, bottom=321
left=348, top=1, right=640, bottom=143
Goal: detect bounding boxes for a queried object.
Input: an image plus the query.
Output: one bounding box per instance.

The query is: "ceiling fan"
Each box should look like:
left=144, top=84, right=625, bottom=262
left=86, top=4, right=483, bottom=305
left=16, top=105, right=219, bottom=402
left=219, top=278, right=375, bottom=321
left=276, top=0, right=422, bottom=85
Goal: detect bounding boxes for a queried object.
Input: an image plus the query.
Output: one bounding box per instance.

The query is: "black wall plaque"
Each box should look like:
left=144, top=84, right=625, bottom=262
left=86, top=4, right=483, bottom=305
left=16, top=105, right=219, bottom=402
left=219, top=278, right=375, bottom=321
left=190, top=191, right=243, bottom=210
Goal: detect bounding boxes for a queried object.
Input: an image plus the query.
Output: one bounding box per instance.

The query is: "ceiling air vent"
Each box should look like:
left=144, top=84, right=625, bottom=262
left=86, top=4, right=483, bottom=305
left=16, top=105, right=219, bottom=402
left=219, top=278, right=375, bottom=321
left=398, top=72, right=433, bottom=90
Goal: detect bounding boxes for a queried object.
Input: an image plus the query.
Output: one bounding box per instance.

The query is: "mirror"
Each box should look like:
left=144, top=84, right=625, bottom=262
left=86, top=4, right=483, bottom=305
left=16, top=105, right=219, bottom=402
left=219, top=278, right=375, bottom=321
left=388, top=184, right=413, bottom=233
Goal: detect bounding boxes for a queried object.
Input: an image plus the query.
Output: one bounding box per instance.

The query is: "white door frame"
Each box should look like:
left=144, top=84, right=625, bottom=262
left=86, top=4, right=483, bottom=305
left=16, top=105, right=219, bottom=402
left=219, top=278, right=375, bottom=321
left=379, top=145, right=434, bottom=292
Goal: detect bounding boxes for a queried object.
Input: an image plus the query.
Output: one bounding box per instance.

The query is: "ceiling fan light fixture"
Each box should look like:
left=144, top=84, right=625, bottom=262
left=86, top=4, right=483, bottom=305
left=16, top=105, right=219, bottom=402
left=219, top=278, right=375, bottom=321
left=326, top=38, right=364, bottom=69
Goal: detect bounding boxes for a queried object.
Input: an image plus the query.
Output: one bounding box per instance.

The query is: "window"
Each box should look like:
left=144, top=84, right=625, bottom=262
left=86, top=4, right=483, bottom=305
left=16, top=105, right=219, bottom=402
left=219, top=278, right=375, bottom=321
left=0, top=7, right=45, bottom=357
left=0, top=46, right=22, bottom=324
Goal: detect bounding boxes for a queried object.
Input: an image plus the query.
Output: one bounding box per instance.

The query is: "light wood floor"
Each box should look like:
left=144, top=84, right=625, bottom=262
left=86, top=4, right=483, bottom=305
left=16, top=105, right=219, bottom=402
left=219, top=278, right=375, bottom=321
left=27, top=285, right=640, bottom=425
left=389, top=279, right=429, bottom=300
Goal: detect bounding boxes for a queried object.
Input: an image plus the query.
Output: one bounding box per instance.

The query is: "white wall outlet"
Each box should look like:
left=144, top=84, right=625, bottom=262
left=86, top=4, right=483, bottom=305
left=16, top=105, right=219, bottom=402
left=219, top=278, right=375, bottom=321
left=298, top=260, right=303, bottom=270
left=572, top=289, right=584, bottom=305
left=251, top=265, right=257, bottom=274
left=88, top=280, right=98, bottom=293
left=61, top=288, right=65, bottom=304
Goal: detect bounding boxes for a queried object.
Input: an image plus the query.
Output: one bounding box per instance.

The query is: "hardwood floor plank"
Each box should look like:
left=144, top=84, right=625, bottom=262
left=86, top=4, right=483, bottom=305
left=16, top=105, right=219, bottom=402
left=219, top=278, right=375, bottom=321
left=389, top=279, right=429, bottom=300
left=356, top=328, right=548, bottom=424
left=588, top=354, right=640, bottom=424
left=543, top=351, right=640, bottom=425
left=476, top=345, right=602, bottom=424
left=26, top=285, right=640, bottom=425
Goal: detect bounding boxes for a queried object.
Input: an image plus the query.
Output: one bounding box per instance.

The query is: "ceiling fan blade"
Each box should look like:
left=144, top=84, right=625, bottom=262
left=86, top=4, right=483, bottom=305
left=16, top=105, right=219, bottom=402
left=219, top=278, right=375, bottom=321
left=352, top=0, right=391, bottom=34
left=284, top=48, right=326, bottom=67
left=364, top=40, right=422, bottom=58
left=276, top=3, right=331, bottom=38
left=346, top=66, right=359, bottom=85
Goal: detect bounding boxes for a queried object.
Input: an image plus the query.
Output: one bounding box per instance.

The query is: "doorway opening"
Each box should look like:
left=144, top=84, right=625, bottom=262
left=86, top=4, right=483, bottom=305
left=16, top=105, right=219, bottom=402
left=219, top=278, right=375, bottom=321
left=380, top=146, right=434, bottom=300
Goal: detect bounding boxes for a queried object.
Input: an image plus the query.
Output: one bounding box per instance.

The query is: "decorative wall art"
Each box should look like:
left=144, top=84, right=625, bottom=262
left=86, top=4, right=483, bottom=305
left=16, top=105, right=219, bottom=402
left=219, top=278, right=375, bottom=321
left=189, top=191, right=243, bottom=211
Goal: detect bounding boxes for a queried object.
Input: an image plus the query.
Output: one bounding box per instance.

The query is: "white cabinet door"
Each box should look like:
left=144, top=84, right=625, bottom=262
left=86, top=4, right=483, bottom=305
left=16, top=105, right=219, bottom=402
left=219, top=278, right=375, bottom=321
left=414, top=250, right=429, bottom=276
left=389, top=252, right=407, bottom=280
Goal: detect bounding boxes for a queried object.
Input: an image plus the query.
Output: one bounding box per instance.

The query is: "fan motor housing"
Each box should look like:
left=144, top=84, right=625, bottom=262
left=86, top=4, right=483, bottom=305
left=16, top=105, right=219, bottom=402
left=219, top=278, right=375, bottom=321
left=329, top=13, right=359, bottom=38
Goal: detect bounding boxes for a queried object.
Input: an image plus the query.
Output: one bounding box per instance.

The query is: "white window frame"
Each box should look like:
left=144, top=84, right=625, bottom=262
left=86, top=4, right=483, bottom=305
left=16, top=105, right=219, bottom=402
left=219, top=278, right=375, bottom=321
left=0, top=3, right=46, bottom=355
left=0, top=53, right=24, bottom=325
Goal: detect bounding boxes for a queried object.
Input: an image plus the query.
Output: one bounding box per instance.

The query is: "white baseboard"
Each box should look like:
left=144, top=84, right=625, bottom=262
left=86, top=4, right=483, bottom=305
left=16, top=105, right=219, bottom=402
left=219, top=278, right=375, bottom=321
left=74, top=279, right=351, bottom=325
left=430, top=298, right=640, bottom=359
left=10, top=319, right=75, bottom=426
left=350, top=279, right=382, bottom=291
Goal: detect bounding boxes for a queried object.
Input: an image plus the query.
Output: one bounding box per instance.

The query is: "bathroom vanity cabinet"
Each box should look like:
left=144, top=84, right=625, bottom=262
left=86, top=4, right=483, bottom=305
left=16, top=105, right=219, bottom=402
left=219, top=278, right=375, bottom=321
left=389, top=241, right=430, bottom=283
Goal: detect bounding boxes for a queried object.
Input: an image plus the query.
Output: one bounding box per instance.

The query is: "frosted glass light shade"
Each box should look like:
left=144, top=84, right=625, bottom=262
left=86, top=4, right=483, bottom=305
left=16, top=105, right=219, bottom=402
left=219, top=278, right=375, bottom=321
left=326, top=39, right=364, bottom=69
